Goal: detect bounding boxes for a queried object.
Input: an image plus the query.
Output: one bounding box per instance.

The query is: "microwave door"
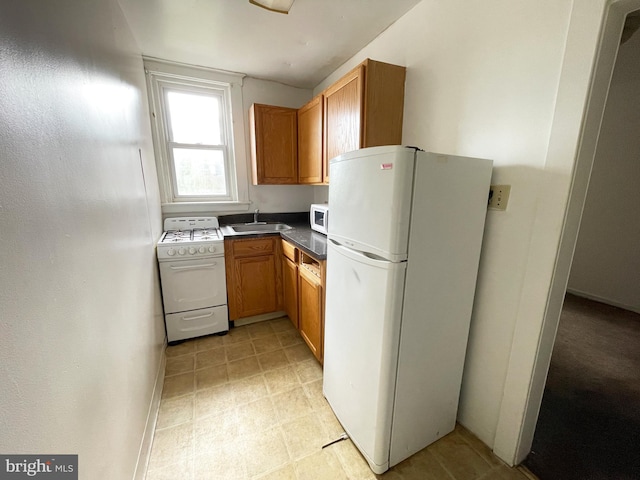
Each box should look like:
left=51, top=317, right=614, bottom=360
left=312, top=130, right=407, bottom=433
left=311, top=204, right=329, bottom=234
left=314, top=210, right=326, bottom=229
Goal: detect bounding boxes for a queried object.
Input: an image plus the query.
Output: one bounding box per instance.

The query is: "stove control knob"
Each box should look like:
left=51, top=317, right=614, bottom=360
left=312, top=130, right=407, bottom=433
left=188, top=247, right=196, bottom=255
left=167, top=249, right=176, bottom=256
left=208, top=245, right=216, bottom=253
left=178, top=248, right=186, bottom=256
left=198, top=246, right=206, bottom=254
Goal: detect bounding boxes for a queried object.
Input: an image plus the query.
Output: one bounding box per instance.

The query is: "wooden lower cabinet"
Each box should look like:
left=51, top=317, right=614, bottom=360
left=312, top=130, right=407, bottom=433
left=298, top=264, right=323, bottom=362
left=233, top=255, right=277, bottom=318
left=281, top=239, right=325, bottom=363
left=227, top=236, right=324, bottom=362
left=282, top=255, right=299, bottom=328
left=225, top=237, right=283, bottom=321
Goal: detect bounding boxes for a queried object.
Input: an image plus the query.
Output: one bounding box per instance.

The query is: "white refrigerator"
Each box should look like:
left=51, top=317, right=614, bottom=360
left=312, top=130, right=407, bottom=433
left=323, top=145, right=493, bottom=474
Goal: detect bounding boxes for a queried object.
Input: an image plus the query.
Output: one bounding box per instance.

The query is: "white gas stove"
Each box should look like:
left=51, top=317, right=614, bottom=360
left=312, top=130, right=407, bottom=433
left=157, top=217, right=224, bottom=260
left=157, top=217, right=228, bottom=343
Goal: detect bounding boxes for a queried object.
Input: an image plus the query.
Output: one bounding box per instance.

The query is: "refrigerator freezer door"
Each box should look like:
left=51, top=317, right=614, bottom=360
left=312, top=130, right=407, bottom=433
left=323, top=239, right=407, bottom=474
left=328, top=146, right=415, bottom=262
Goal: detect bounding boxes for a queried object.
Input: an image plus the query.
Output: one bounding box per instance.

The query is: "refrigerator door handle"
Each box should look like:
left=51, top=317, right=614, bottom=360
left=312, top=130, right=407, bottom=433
left=329, top=239, right=395, bottom=267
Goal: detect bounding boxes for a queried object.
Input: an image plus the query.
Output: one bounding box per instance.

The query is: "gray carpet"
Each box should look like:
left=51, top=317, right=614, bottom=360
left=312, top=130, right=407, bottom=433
left=523, top=294, right=640, bottom=480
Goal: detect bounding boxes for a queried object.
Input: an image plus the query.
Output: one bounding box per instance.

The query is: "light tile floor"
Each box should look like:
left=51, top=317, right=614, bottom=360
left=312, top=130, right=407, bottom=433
left=145, top=317, right=535, bottom=480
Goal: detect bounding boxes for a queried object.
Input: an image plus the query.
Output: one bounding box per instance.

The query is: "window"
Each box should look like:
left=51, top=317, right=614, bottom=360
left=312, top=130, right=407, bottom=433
left=144, top=59, right=249, bottom=212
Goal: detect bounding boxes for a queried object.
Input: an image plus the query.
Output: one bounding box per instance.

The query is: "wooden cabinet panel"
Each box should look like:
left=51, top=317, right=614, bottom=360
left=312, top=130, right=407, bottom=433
left=250, top=59, right=405, bottom=187
left=322, top=59, right=406, bottom=184
left=281, top=238, right=298, bottom=262
left=281, top=239, right=325, bottom=362
left=323, top=65, right=364, bottom=182
left=297, top=95, right=324, bottom=184
left=361, top=60, right=406, bottom=148
left=232, top=237, right=275, bottom=257
left=282, top=255, right=299, bottom=329
left=250, top=104, right=298, bottom=185
left=299, top=265, right=323, bottom=362
left=234, top=255, right=278, bottom=318
left=225, top=237, right=282, bottom=321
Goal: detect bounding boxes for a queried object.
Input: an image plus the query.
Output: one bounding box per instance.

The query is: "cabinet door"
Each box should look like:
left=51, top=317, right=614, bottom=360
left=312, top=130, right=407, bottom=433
left=323, top=65, right=364, bottom=183
left=298, top=265, right=323, bottom=362
left=225, top=237, right=281, bottom=321
left=234, top=255, right=278, bottom=318
left=282, top=255, right=299, bottom=328
left=297, top=95, right=323, bottom=184
left=250, top=104, right=298, bottom=185
left=361, top=59, right=406, bottom=148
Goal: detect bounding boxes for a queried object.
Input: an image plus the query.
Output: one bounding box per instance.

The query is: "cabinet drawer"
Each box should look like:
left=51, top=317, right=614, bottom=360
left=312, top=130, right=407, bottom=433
left=165, top=305, right=229, bottom=343
left=231, top=237, right=275, bottom=257
left=282, top=239, right=298, bottom=262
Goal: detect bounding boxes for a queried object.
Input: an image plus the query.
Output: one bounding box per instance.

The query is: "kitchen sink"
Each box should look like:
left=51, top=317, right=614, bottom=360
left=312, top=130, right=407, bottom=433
left=229, top=223, right=293, bottom=234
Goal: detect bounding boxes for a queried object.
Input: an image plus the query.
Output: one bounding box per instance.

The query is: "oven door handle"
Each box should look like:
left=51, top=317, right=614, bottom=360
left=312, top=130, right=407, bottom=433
left=182, top=312, right=214, bottom=321
left=168, top=262, right=218, bottom=271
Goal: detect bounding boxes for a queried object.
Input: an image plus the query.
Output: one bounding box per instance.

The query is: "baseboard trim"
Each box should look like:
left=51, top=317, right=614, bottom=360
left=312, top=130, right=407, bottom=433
left=234, top=311, right=287, bottom=327
left=518, top=465, right=539, bottom=479
left=566, top=289, right=640, bottom=314
left=133, top=340, right=167, bottom=480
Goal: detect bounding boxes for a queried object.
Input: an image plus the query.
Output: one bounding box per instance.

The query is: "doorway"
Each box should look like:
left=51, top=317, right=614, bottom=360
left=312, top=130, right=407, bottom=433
left=524, top=7, right=640, bottom=479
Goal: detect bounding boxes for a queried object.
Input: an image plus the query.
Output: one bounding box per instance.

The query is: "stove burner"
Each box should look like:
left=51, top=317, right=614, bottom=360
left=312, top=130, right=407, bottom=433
left=193, top=228, right=221, bottom=241
left=160, top=227, right=222, bottom=245
left=158, top=217, right=223, bottom=261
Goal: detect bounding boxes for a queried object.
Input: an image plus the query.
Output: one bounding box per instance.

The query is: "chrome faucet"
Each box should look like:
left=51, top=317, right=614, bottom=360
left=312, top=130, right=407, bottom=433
left=246, top=209, right=266, bottom=225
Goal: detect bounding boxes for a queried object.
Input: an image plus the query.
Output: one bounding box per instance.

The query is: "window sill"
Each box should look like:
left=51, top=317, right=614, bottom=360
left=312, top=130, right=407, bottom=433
left=161, top=201, right=251, bottom=215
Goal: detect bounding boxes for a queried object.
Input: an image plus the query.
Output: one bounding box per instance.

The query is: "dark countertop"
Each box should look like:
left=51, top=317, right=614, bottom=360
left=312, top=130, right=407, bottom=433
left=219, top=212, right=327, bottom=260
left=280, top=226, right=327, bottom=260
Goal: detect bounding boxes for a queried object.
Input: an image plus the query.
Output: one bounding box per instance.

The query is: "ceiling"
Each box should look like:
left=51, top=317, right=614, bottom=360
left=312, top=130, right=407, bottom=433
left=117, top=0, right=421, bottom=89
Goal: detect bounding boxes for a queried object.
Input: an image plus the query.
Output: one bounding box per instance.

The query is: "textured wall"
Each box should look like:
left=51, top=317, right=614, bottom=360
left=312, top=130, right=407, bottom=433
left=312, top=0, right=609, bottom=460
left=0, top=1, right=165, bottom=478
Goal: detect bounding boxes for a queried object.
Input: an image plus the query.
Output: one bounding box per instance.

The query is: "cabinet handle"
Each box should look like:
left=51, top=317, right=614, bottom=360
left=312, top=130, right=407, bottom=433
left=169, top=262, right=217, bottom=270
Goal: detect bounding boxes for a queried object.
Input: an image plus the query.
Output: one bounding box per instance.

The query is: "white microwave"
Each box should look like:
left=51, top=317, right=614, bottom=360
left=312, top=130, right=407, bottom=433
left=310, top=204, right=329, bottom=235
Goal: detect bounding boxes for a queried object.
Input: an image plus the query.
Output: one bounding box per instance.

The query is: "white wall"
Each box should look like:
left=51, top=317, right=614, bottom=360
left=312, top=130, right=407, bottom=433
left=314, top=0, right=610, bottom=459
left=568, top=30, right=640, bottom=313
left=237, top=78, right=315, bottom=214
left=0, top=1, right=165, bottom=479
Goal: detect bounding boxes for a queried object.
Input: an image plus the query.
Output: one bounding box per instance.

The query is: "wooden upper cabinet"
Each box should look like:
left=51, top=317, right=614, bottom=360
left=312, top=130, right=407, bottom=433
left=360, top=59, right=406, bottom=148
left=323, top=59, right=406, bottom=182
left=250, top=103, right=298, bottom=185
left=323, top=66, right=364, bottom=183
left=297, top=95, right=324, bottom=184
left=250, top=59, right=405, bottom=186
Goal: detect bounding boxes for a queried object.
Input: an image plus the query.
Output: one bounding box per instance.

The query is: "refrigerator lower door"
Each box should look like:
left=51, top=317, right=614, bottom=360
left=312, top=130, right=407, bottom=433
left=323, top=240, right=407, bottom=474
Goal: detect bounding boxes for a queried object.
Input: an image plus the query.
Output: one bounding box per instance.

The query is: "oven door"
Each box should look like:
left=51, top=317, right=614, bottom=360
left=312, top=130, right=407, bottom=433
left=159, top=256, right=227, bottom=314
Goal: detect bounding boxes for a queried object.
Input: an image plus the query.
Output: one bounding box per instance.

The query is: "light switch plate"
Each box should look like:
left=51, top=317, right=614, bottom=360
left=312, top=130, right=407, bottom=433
left=488, top=185, right=511, bottom=210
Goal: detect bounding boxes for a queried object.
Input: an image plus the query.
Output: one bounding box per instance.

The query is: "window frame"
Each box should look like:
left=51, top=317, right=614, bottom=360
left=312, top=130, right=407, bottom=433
left=144, top=58, right=250, bottom=213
